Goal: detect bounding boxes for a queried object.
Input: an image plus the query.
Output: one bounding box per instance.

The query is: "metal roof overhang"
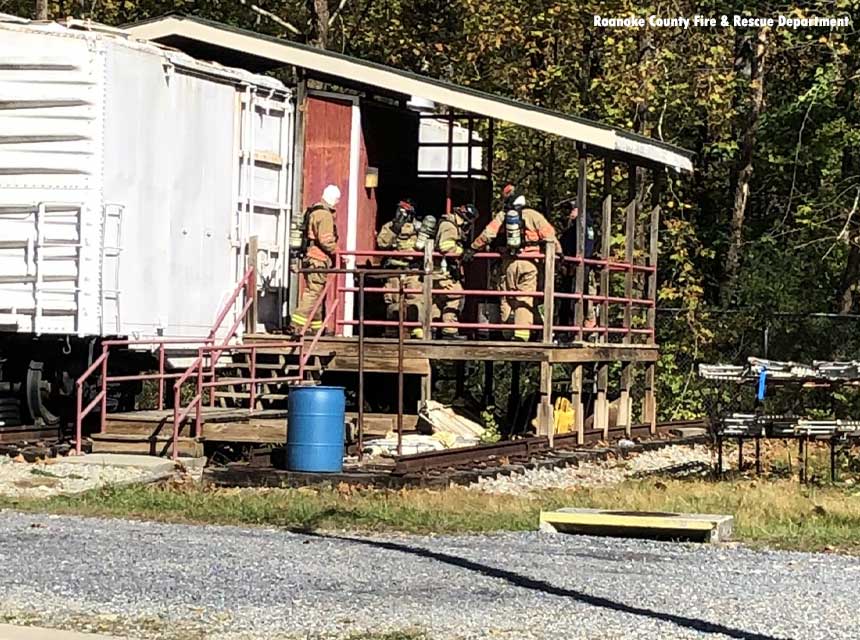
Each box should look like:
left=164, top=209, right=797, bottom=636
left=125, top=14, right=694, bottom=173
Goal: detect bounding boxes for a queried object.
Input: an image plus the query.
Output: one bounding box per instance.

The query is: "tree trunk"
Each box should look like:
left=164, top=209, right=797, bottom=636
left=837, top=241, right=860, bottom=314
left=310, top=0, right=329, bottom=48
left=35, top=0, right=48, bottom=20
left=722, top=27, right=769, bottom=305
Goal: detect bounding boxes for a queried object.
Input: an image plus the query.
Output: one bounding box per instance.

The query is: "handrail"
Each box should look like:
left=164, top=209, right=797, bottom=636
left=74, top=351, right=108, bottom=455
left=170, top=266, right=258, bottom=459
left=208, top=266, right=254, bottom=341
left=74, top=266, right=260, bottom=460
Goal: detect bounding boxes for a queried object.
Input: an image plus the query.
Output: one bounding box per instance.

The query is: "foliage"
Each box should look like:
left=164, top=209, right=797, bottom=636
left=4, top=0, right=860, bottom=415
left=7, top=465, right=860, bottom=551
left=479, top=406, right=501, bottom=443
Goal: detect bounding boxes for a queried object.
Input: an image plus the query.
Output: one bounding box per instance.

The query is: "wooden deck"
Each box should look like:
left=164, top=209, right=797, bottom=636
left=246, top=334, right=658, bottom=365
left=102, top=407, right=416, bottom=443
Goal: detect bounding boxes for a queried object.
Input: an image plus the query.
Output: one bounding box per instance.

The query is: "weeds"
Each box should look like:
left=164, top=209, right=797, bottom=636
left=3, top=475, right=860, bottom=552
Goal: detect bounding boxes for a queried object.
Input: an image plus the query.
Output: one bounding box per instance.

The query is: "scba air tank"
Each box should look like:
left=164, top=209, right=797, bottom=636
left=289, top=212, right=306, bottom=253
left=505, top=210, right=522, bottom=250
left=414, top=215, right=437, bottom=251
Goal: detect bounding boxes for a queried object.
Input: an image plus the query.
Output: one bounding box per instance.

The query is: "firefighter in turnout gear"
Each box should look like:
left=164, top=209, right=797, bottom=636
left=465, top=192, right=561, bottom=341
left=376, top=200, right=425, bottom=339
left=433, top=204, right=479, bottom=339
left=289, top=184, right=340, bottom=335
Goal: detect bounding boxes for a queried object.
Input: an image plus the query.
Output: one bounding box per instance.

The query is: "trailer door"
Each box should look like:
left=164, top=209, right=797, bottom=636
left=235, top=89, right=294, bottom=333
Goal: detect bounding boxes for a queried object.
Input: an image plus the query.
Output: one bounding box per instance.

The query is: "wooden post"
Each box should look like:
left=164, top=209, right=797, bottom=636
left=575, top=147, right=588, bottom=341
left=626, top=167, right=643, bottom=432
left=595, top=363, right=609, bottom=440
left=647, top=204, right=661, bottom=344
left=247, top=235, right=259, bottom=333
left=422, top=240, right=434, bottom=339
left=506, top=361, right=521, bottom=439
left=618, top=363, right=632, bottom=436
left=357, top=273, right=366, bottom=461
left=624, top=168, right=637, bottom=343
left=542, top=244, right=555, bottom=344
left=539, top=360, right=554, bottom=443
left=643, top=362, right=656, bottom=434
left=455, top=362, right=465, bottom=401
left=421, top=369, right=432, bottom=405
left=572, top=365, right=584, bottom=444
left=600, top=158, right=612, bottom=342
left=483, top=361, right=494, bottom=408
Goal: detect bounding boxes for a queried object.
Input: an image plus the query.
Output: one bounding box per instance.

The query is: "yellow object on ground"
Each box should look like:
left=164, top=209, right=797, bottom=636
left=539, top=507, right=734, bottom=543
left=553, top=397, right=574, bottom=434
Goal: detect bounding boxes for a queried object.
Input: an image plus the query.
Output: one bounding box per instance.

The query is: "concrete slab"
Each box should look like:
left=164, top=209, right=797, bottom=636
left=539, top=507, right=733, bottom=543
left=61, top=454, right=175, bottom=473
left=0, top=624, right=124, bottom=639
left=669, top=427, right=708, bottom=437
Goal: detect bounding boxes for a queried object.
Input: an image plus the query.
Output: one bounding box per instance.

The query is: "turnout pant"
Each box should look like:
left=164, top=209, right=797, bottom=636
left=501, top=257, right=539, bottom=341
left=290, top=258, right=329, bottom=334
left=383, top=273, right=425, bottom=338
left=432, top=275, right=464, bottom=336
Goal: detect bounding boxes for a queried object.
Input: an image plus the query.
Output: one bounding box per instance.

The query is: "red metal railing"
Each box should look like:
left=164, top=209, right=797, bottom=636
left=169, top=267, right=339, bottom=459
left=74, top=266, right=278, bottom=459
left=334, top=246, right=656, bottom=343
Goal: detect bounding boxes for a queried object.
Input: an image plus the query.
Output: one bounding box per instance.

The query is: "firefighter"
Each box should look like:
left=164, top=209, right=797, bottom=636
left=560, top=203, right=598, bottom=333
left=433, top=204, right=479, bottom=339
left=464, top=192, right=561, bottom=342
left=376, top=200, right=425, bottom=339
left=288, top=184, right=340, bottom=335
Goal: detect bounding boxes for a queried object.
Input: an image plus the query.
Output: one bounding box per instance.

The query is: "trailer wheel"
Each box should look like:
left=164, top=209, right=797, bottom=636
left=25, top=361, right=60, bottom=427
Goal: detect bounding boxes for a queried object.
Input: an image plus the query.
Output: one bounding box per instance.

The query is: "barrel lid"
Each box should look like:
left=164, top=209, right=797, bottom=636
left=293, top=385, right=345, bottom=391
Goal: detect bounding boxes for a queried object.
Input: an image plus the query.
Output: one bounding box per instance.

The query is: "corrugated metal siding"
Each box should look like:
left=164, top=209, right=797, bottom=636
left=0, top=21, right=294, bottom=340
left=0, top=27, right=105, bottom=335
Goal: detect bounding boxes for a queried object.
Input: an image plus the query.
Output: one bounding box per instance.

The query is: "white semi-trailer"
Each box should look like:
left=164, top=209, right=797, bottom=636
left=0, top=17, right=295, bottom=428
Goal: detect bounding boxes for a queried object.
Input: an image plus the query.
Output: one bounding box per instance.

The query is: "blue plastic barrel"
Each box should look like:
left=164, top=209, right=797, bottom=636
left=287, top=386, right=346, bottom=472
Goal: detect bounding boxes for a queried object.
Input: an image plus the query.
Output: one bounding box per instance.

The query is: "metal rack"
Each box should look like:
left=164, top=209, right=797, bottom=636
left=700, top=358, right=860, bottom=482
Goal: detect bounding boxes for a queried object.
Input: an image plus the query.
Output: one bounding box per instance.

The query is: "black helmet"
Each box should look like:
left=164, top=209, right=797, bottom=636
left=457, top=204, right=479, bottom=222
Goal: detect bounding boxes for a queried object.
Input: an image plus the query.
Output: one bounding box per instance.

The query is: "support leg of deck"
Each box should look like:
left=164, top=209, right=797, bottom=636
left=420, top=371, right=432, bottom=405
left=539, top=361, right=554, bottom=442
left=643, top=362, right=656, bottom=434
left=618, top=363, right=632, bottom=437
left=483, top=361, right=494, bottom=408
left=595, top=363, right=609, bottom=440
left=831, top=437, right=837, bottom=483
left=572, top=364, right=584, bottom=445
left=505, top=361, right=521, bottom=439
left=455, top=362, right=465, bottom=401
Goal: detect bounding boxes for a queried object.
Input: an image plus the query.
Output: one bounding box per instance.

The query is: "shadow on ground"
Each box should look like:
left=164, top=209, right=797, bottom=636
left=302, top=530, right=784, bottom=640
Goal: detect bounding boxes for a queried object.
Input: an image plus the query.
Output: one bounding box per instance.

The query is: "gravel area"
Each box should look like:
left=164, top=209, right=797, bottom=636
left=0, top=511, right=857, bottom=639
left=470, top=444, right=713, bottom=495
left=0, top=456, right=168, bottom=499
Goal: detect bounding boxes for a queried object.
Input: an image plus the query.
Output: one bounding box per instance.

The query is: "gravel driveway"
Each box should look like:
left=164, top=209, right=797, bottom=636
left=0, top=511, right=856, bottom=640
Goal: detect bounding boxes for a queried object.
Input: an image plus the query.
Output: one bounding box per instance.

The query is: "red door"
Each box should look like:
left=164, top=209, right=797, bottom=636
left=302, top=94, right=376, bottom=333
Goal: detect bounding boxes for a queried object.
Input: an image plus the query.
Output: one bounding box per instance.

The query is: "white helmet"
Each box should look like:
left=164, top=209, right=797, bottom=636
left=322, top=184, right=341, bottom=208
left=513, top=195, right=526, bottom=208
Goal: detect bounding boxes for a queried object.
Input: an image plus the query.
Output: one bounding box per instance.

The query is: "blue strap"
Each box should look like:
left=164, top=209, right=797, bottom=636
left=757, top=368, right=767, bottom=401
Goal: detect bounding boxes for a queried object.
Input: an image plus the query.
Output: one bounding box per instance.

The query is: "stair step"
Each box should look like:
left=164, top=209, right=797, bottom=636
left=90, top=433, right=203, bottom=457
left=217, top=362, right=293, bottom=370
left=213, top=391, right=290, bottom=400
left=215, top=377, right=298, bottom=385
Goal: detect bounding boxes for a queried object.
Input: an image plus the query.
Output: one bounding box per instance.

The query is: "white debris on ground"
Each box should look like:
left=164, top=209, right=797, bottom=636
left=469, top=444, right=713, bottom=496
left=363, top=400, right=486, bottom=456
left=0, top=455, right=170, bottom=499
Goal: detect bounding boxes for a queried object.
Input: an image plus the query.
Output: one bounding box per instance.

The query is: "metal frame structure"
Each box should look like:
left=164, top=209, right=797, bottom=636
left=67, top=16, right=694, bottom=461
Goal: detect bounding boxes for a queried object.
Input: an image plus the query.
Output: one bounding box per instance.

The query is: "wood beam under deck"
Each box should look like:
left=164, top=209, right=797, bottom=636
left=246, top=334, right=658, bottom=365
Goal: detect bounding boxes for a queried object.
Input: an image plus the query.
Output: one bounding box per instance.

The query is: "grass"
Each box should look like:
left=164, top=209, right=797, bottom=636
left=3, top=474, right=860, bottom=552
